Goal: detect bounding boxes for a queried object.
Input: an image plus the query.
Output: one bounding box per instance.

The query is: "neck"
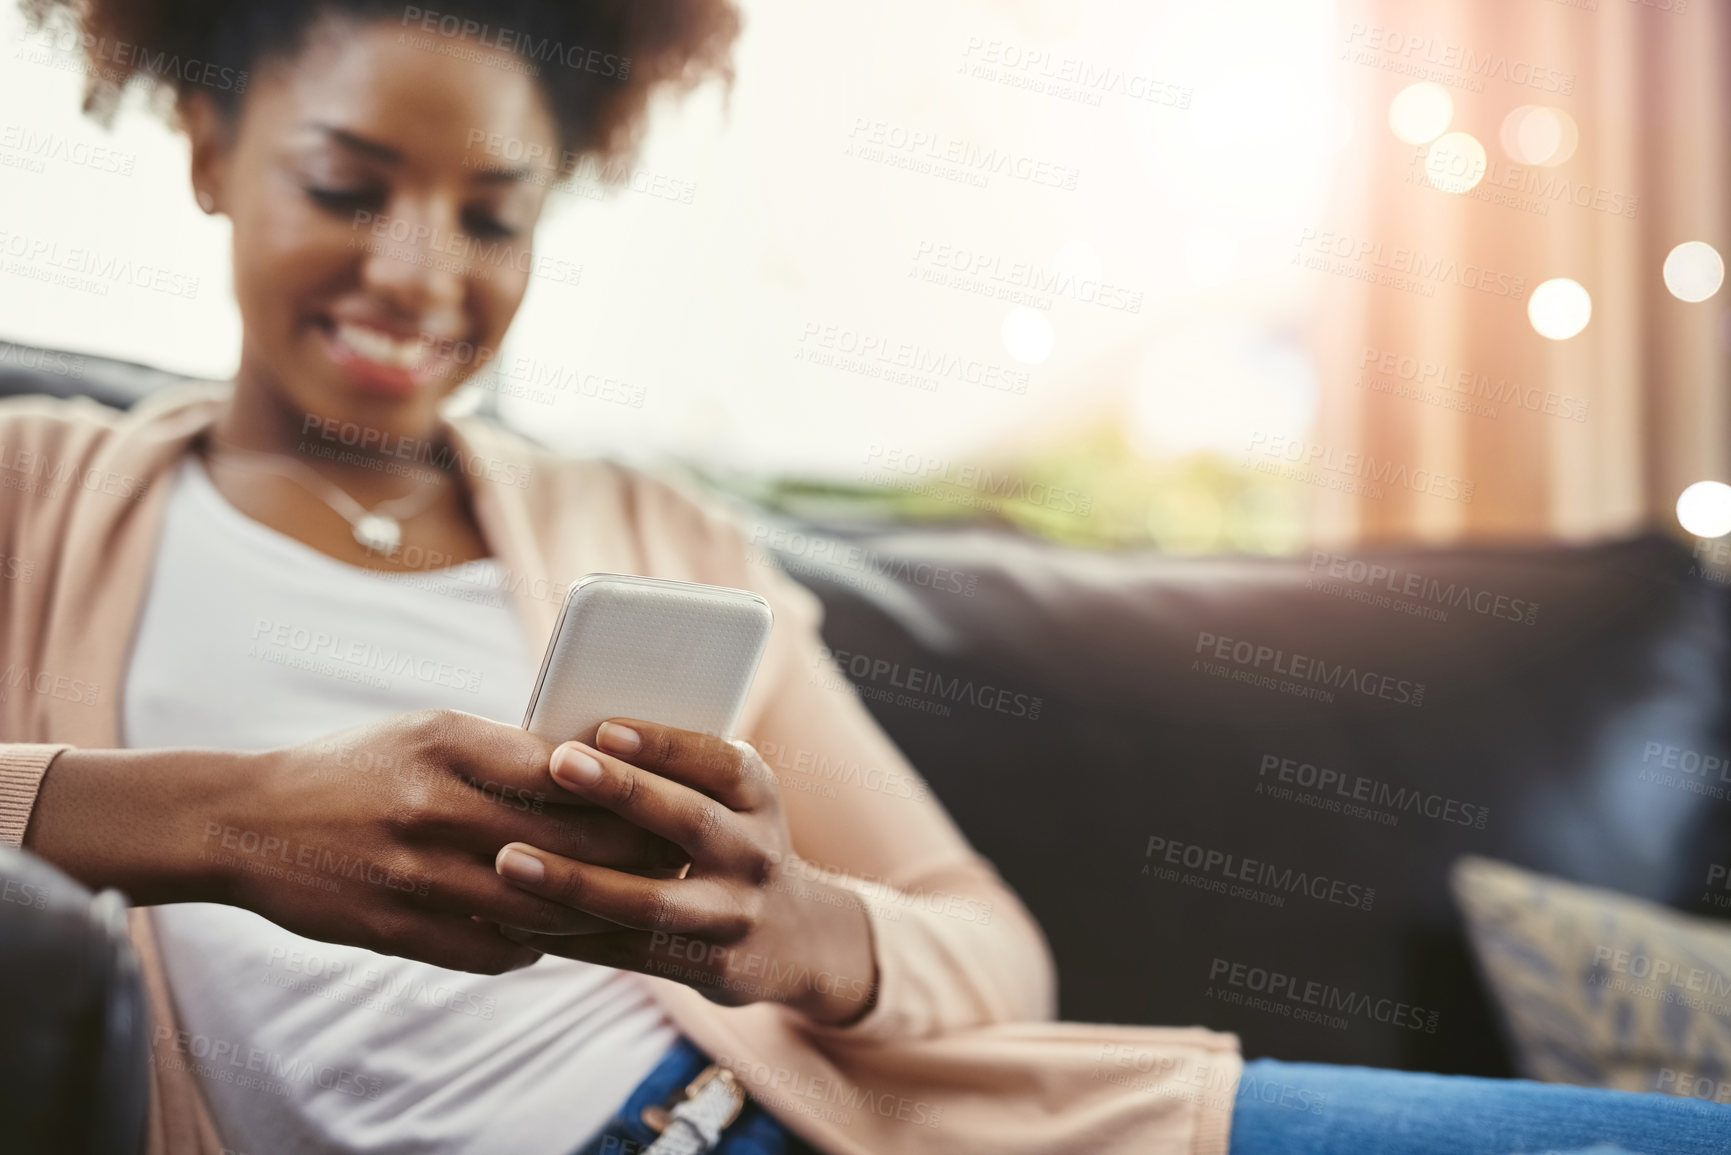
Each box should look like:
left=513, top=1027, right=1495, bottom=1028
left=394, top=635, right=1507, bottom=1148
left=210, top=371, right=454, bottom=505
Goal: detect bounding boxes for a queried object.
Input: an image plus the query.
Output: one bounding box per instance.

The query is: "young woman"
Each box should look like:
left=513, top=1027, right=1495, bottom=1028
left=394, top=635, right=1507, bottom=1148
left=1, top=2, right=1725, bottom=1153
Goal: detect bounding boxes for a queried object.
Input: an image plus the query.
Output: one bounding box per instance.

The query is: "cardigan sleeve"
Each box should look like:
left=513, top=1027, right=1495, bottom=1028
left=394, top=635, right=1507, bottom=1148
left=626, top=470, right=1059, bottom=1043
left=0, top=743, right=72, bottom=848
left=0, top=395, right=129, bottom=849
left=744, top=621, right=1059, bottom=1043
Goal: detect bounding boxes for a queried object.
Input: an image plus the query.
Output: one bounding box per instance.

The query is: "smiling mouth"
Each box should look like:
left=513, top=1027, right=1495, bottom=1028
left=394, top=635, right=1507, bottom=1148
left=317, top=318, right=462, bottom=394
left=331, top=321, right=437, bottom=369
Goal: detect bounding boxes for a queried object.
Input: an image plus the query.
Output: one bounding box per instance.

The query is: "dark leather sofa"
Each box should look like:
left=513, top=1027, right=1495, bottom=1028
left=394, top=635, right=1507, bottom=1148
left=5, top=339, right=1728, bottom=1083
left=759, top=519, right=1731, bottom=1077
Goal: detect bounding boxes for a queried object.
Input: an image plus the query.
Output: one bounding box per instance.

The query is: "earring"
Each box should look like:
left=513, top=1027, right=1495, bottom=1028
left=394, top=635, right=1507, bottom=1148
left=196, top=190, right=215, bottom=213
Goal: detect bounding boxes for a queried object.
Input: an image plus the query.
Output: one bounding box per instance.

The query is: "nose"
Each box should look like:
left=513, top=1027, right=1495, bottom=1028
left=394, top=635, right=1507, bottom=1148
left=358, top=194, right=466, bottom=323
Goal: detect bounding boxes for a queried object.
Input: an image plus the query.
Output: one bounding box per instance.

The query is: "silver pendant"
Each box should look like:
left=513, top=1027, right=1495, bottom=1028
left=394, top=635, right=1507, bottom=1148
left=353, top=514, right=402, bottom=554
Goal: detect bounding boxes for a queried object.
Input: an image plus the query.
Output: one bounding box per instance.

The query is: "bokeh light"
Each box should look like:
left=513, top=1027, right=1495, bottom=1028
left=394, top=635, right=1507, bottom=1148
left=1499, top=106, right=1579, bottom=166
left=1528, top=278, right=1593, bottom=340
left=1001, top=307, right=1054, bottom=366
left=1425, top=132, right=1488, bottom=194
left=1677, top=480, right=1731, bottom=537
left=1662, top=241, right=1725, bottom=303
left=1388, top=82, right=1453, bottom=144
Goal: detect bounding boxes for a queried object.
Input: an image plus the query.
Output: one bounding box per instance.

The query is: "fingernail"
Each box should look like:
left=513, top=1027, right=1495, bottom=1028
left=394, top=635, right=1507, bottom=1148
left=551, top=744, right=603, bottom=787
left=597, top=722, right=641, bottom=755
left=496, top=847, right=545, bottom=884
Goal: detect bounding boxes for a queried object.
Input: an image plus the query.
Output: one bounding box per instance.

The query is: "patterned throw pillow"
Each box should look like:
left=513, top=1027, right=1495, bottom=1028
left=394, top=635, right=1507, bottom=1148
left=1450, top=855, right=1731, bottom=1105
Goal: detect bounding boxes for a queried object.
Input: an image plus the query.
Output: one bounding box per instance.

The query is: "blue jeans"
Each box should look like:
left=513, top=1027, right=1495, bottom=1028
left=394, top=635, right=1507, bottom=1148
left=578, top=1045, right=1731, bottom=1155
left=569, top=1037, right=819, bottom=1155
left=1229, top=1058, right=1731, bottom=1155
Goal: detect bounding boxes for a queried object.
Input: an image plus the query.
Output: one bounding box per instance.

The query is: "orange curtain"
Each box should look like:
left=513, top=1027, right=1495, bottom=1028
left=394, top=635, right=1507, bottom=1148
left=1310, top=0, right=1730, bottom=546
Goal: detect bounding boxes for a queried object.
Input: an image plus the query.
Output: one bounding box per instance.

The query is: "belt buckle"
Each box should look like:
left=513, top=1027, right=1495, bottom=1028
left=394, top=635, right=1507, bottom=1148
left=640, top=1064, right=744, bottom=1136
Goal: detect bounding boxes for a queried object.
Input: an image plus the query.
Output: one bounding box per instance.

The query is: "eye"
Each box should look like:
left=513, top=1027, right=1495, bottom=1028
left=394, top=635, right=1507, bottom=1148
left=461, top=207, right=519, bottom=240
left=307, top=185, right=386, bottom=214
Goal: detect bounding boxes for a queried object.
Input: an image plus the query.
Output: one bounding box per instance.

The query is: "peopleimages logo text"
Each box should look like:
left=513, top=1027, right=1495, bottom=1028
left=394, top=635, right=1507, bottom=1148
left=1359, top=346, right=1588, bottom=422
left=1195, top=631, right=1426, bottom=707
left=1258, top=754, right=1489, bottom=829
left=1293, top=229, right=1525, bottom=300
left=1308, top=552, right=1539, bottom=625
left=399, top=7, right=629, bottom=77
left=1208, top=958, right=1440, bottom=1033
left=817, top=646, right=1042, bottom=720
left=1144, top=835, right=1376, bottom=911
left=862, top=445, right=1092, bottom=514
left=1246, top=433, right=1475, bottom=504
left=1341, top=24, right=1574, bottom=94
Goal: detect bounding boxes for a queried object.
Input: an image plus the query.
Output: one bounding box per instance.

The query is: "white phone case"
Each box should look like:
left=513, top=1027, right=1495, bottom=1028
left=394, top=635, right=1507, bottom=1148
left=522, top=573, right=774, bottom=745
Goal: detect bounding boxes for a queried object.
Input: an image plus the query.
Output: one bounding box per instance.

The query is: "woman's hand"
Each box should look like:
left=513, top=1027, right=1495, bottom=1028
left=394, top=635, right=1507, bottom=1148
left=220, top=709, right=693, bottom=974
left=489, top=719, right=882, bottom=1027
left=30, top=709, right=691, bottom=976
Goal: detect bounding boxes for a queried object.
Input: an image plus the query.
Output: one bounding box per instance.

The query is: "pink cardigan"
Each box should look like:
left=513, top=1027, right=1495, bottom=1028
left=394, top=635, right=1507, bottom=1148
left=0, top=384, right=1240, bottom=1155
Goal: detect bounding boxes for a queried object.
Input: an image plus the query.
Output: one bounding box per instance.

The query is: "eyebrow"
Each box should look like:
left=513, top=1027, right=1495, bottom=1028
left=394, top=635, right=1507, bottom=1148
left=469, top=162, right=536, bottom=185
left=305, top=123, right=536, bottom=184
left=309, top=123, right=400, bottom=163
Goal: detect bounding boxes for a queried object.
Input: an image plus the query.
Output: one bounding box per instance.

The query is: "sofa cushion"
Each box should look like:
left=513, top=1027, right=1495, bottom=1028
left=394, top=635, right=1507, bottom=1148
left=1452, top=855, right=1731, bottom=1104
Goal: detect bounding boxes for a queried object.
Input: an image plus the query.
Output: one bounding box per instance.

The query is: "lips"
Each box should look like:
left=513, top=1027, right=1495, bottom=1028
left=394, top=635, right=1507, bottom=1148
left=334, top=322, right=432, bottom=369
left=317, top=318, right=461, bottom=397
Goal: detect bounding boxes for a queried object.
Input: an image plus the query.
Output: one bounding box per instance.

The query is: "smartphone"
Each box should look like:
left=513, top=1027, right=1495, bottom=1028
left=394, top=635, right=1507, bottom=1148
left=521, top=573, right=774, bottom=746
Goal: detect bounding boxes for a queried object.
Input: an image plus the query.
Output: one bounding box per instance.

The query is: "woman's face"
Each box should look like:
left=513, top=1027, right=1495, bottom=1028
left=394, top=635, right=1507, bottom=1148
left=190, top=17, right=562, bottom=437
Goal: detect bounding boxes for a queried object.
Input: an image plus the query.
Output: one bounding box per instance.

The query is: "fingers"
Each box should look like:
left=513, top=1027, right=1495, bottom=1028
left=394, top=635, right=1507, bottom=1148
left=366, top=910, right=542, bottom=975
left=411, top=851, right=646, bottom=936
left=548, top=740, right=759, bottom=867
left=596, top=720, right=775, bottom=812
left=497, top=926, right=651, bottom=969
left=435, top=799, right=689, bottom=877
left=373, top=710, right=690, bottom=874
left=418, top=709, right=586, bottom=806
left=493, top=841, right=748, bottom=938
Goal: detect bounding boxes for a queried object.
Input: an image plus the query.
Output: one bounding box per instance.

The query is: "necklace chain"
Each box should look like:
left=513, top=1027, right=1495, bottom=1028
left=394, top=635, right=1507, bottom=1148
left=204, top=437, right=448, bottom=553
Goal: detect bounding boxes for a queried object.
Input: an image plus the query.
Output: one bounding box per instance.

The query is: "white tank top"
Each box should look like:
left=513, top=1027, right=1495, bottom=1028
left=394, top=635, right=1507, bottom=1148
left=124, top=455, right=679, bottom=1155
